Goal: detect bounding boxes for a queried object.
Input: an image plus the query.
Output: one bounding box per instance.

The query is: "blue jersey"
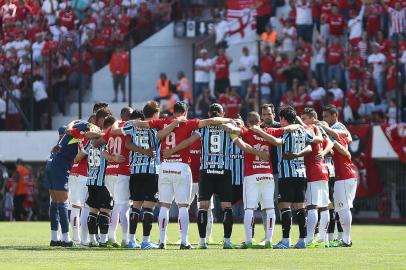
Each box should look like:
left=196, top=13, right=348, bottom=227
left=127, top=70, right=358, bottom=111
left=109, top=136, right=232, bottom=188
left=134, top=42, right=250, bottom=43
left=199, top=126, right=232, bottom=173
left=277, top=126, right=315, bottom=179
left=84, top=140, right=107, bottom=187
left=121, top=123, right=160, bottom=174
left=230, top=142, right=244, bottom=186
left=53, top=121, right=91, bottom=163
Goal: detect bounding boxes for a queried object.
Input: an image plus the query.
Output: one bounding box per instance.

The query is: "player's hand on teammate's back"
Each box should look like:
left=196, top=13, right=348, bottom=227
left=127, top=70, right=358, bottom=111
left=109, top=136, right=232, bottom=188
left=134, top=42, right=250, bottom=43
left=249, top=125, right=262, bottom=133
left=145, top=149, right=156, bottom=158
left=283, top=152, right=298, bottom=160
left=162, top=149, right=173, bottom=159
left=176, top=115, right=188, bottom=123
left=114, top=155, right=126, bottom=163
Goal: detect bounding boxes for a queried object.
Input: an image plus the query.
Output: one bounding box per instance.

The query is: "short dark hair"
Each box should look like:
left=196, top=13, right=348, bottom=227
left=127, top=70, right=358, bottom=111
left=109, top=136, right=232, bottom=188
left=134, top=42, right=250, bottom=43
left=261, top=103, right=275, bottom=114
left=93, top=102, right=109, bottom=113
left=247, top=111, right=260, bottom=126
left=303, top=107, right=317, bottom=119
left=130, top=109, right=144, bottom=120
left=174, top=101, right=188, bottom=114
left=103, top=116, right=116, bottom=129
left=95, top=107, right=112, bottom=121
left=120, top=107, right=132, bottom=116
left=209, top=103, right=223, bottom=117
left=279, top=106, right=296, bottom=124
left=323, top=105, right=339, bottom=115
left=143, top=101, right=160, bottom=118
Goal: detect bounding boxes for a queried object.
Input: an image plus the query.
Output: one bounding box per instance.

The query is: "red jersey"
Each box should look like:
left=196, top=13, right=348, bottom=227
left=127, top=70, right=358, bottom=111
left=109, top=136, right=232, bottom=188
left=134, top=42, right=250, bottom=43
left=328, top=14, right=346, bottom=36
left=304, top=125, right=329, bottom=182
left=189, top=139, right=201, bottom=183
left=273, top=59, right=289, bottom=82
left=103, top=121, right=131, bottom=176
left=240, top=127, right=285, bottom=176
left=386, top=65, right=397, bottom=92
left=260, top=54, right=274, bottom=75
left=347, top=55, right=364, bottom=80
left=293, top=94, right=312, bottom=115
left=91, top=37, right=109, bottom=61
left=327, top=44, right=343, bottom=65
left=332, top=136, right=357, bottom=180
left=256, top=0, right=272, bottom=16
left=365, top=4, right=383, bottom=36
left=59, top=10, right=76, bottom=31
left=346, top=89, right=361, bottom=112
left=149, top=118, right=200, bottom=163
left=70, top=138, right=89, bottom=177
left=214, top=56, right=230, bottom=80
left=219, top=95, right=241, bottom=118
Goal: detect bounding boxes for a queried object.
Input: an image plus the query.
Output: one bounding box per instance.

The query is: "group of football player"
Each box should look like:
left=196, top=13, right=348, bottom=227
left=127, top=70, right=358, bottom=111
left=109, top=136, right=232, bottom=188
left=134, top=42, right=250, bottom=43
left=45, top=100, right=357, bottom=249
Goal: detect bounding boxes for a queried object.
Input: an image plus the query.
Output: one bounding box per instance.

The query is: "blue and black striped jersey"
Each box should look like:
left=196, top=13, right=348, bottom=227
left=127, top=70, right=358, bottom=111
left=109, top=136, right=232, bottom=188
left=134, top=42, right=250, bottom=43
left=122, top=123, right=160, bottom=174
left=277, top=126, right=315, bottom=179
left=230, top=142, right=244, bottom=186
left=199, top=126, right=232, bottom=173
left=84, top=140, right=107, bottom=187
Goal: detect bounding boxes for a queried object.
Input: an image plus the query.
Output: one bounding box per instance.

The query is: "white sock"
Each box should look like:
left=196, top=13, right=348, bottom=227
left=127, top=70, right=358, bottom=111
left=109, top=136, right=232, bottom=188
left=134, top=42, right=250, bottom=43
left=100, top=234, right=108, bottom=244
left=51, top=230, right=59, bottom=241
left=178, top=207, right=189, bottom=245
left=206, top=209, right=213, bottom=239
left=306, top=209, right=318, bottom=244
left=80, top=207, right=89, bottom=244
left=108, top=205, right=120, bottom=242
left=62, top=232, right=71, bottom=243
left=129, top=234, right=136, bottom=243
left=243, top=209, right=254, bottom=243
left=200, top=238, right=206, bottom=245
left=338, top=209, right=352, bottom=244
left=70, top=207, right=81, bottom=242
left=89, top=234, right=97, bottom=244
left=224, top=238, right=231, bottom=244
left=158, top=207, right=169, bottom=245
left=119, top=204, right=129, bottom=243
left=328, top=233, right=334, bottom=242
left=58, top=224, right=62, bottom=240
left=318, top=210, right=329, bottom=242
left=265, top=209, right=275, bottom=243
left=338, top=232, right=343, bottom=240
left=143, top=235, right=150, bottom=243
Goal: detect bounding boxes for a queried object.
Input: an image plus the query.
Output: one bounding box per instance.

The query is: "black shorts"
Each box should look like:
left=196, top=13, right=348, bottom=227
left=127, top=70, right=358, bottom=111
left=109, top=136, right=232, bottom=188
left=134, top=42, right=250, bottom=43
left=130, top=173, right=158, bottom=202
left=278, top=177, right=307, bottom=203
left=328, top=178, right=336, bottom=202
left=199, top=170, right=232, bottom=203
left=86, top=185, right=113, bottom=210
left=232, top=185, right=243, bottom=205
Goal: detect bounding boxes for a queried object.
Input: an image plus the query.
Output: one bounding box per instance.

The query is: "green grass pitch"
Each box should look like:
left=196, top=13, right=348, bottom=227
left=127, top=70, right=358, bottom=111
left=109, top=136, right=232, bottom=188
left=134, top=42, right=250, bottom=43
left=0, top=222, right=405, bottom=269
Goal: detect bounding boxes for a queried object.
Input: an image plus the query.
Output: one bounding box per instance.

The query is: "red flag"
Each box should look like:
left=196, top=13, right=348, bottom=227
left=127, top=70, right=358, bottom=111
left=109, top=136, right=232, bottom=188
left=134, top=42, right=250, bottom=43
left=381, top=124, right=406, bottom=164
left=347, top=125, right=382, bottom=197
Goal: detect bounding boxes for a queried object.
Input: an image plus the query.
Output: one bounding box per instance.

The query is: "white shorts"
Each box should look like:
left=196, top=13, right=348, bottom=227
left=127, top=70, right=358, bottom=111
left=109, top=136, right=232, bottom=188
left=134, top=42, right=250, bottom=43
left=68, top=174, right=88, bottom=207
left=243, top=174, right=275, bottom=210
left=305, top=180, right=329, bottom=207
left=190, top=183, right=214, bottom=209
left=105, top=174, right=131, bottom=205
left=158, top=162, right=192, bottom=205
left=333, top=178, right=357, bottom=211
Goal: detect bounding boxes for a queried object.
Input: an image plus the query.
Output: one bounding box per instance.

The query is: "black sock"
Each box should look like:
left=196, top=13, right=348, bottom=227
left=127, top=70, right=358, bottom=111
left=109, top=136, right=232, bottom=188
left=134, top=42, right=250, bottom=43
left=336, top=212, right=343, bottom=233
left=252, top=221, right=255, bottom=238
left=142, top=208, right=154, bottom=237
left=98, top=212, right=110, bottom=235
left=296, top=208, right=307, bottom=239
left=223, top=208, right=233, bottom=239
left=314, top=209, right=321, bottom=235
left=327, top=209, right=336, bottom=234
left=197, top=209, right=208, bottom=238
left=281, top=208, right=292, bottom=239
left=87, top=212, right=98, bottom=235
left=129, top=207, right=141, bottom=235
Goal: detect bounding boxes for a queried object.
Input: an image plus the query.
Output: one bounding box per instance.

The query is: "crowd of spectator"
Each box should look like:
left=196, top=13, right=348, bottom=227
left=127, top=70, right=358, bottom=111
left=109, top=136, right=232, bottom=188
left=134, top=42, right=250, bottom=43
left=0, top=0, right=182, bottom=131
left=187, top=0, right=406, bottom=125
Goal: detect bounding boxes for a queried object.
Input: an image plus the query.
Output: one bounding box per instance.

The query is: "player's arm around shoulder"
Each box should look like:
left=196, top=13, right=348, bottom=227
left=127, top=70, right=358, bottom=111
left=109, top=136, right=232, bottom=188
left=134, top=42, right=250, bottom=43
left=232, top=136, right=269, bottom=161
left=162, top=132, right=200, bottom=159
left=156, top=116, right=186, bottom=140
left=102, top=150, right=125, bottom=163
left=198, top=117, right=232, bottom=128
left=251, top=125, right=284, bottom=146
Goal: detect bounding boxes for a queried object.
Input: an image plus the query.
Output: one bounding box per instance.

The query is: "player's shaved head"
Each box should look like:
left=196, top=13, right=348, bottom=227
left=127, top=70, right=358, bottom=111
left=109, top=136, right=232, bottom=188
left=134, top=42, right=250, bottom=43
left=247, top=111, right=260, bottom=126
left=130, top=109, right=144, bottom=120
left=143, top=101, right=160, bottom=119
left=120, top=107, right=133, bottom=121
